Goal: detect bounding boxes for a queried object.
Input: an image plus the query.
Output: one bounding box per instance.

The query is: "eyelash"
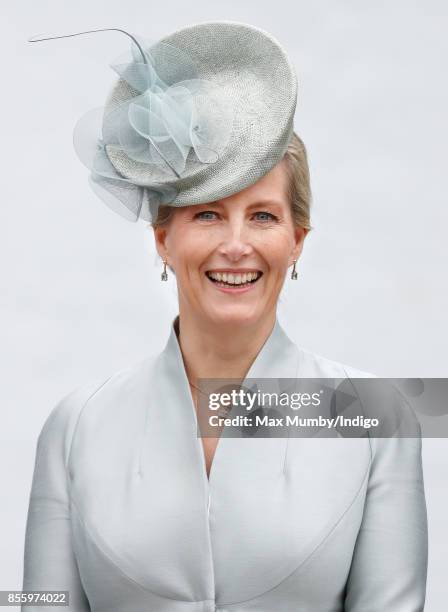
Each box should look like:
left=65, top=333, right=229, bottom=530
left=195, top=211, right=278, bottom=222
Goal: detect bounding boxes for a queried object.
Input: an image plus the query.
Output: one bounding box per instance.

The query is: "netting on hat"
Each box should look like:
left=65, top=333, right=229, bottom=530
left=29, top=28, right=234, bottom=222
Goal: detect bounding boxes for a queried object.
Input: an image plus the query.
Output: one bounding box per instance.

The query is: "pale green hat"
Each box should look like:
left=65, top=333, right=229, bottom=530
left=30, top=22, right=298, bottom=222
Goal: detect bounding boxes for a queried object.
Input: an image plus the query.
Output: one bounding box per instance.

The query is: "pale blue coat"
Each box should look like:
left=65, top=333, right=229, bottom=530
left=22, top=316, right=428, bottom=611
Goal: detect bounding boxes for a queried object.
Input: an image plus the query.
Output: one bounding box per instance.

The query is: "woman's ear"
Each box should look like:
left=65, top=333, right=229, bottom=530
left=153, top=226, right=169, bottom=262
left=292, top=226, right=308, bottom=261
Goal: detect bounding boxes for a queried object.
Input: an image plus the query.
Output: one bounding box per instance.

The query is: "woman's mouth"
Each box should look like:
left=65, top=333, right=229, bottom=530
left=205, top=270, right=263, bottom=293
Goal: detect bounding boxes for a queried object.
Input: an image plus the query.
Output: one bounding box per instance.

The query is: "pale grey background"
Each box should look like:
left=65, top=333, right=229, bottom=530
left=1, top=0, right=446, bottom=608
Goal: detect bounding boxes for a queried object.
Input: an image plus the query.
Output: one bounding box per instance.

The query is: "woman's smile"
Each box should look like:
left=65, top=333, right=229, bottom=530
left=205, top=269, right=263, bottom=294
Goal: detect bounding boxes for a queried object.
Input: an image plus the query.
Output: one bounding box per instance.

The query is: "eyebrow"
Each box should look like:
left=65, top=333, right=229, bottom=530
left=246, top=199, right=285, bottom=210
left=208, top=198, right=285, bottom=209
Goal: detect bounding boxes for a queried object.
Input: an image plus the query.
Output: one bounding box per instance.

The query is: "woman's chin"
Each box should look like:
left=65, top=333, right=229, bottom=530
left=200, top=305, right=265, bottom=328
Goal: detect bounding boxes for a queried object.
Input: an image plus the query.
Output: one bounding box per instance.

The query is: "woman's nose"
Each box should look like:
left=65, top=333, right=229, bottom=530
left=216, top=220, right=253, bottom=261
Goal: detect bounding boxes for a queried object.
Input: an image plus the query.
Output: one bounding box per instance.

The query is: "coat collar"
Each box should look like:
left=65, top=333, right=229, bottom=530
left=152, top=313, right=303, bottom=496
left=162, top=313, right=301, bottom=383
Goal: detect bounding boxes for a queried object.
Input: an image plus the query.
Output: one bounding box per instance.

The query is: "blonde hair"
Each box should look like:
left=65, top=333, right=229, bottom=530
left=150, top=131, right=312, bottom=230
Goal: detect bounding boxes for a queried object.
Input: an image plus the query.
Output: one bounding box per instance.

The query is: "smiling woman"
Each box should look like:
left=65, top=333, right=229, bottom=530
left=23, top=20, right=428, bottom=612
left=151, top=150, right=308, bottom=338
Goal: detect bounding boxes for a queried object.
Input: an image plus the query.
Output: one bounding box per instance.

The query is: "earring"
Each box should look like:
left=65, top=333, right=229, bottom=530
left=291, top=259, right=298, bottom=280
left=161, top=260, right=168, bottom=281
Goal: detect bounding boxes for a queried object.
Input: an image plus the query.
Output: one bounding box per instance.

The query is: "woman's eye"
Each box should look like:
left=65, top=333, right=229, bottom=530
left=194, top=210, right=278, bottom=222
left=254, top=211, right=278, bottom=222
left=195, top=211, right=218, bottom=220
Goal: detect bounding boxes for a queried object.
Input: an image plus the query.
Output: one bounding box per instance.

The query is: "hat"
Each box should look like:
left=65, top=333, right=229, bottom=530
left=29, top=22, right=298, bottom=223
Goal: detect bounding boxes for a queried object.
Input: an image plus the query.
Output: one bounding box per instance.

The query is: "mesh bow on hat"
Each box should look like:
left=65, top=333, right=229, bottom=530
left=29, top=22, right=298, bottom=223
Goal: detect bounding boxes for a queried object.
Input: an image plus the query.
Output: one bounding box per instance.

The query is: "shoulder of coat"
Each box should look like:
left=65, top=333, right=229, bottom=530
left=37, top=353, right=158, bottom=462
left=296, top=346, right=377, bottom=379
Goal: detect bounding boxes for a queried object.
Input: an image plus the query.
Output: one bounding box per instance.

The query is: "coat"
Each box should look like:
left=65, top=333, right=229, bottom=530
left=22, top=315, right=428, bottom=611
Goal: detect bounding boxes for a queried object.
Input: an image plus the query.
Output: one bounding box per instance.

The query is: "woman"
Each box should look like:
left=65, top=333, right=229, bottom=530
left=23, top=21, right=428, bottom=611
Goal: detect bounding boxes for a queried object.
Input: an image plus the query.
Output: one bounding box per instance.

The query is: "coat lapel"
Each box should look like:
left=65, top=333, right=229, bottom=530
left=156, top=314, right=300, bottom=484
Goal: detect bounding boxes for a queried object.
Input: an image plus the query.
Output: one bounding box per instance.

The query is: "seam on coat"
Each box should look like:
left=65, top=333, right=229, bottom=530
left=282, top=345, right=301, bottom=474
left=137, top=354, right=161, bottom=477
left=63, top=375, right=117, bottom=609
left=342, top=366, right=374, bottom=464
left=65, top=375, right=116, bottom=490
left=69, top=499, right=215, bottom=606
left=220, top=440, right=372, bottom=607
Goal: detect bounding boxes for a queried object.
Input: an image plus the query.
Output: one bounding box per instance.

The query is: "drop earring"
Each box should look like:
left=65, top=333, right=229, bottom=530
left=161, top=260, right=168, bottom=281
left=291, top=259, right=298, bottom=280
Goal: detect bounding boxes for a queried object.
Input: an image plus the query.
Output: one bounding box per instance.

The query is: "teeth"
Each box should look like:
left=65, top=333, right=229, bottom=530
left=207, top=271, right=261, bottom=285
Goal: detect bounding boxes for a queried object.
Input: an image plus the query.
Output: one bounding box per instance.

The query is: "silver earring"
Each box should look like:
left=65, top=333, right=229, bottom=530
left=291, top=260, right=298, bottom=280
left=161, top=260, right=168, bottom=281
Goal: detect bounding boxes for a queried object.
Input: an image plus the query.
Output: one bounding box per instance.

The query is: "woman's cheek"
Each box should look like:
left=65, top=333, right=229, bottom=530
left=252, top=234, right=291, bottom=262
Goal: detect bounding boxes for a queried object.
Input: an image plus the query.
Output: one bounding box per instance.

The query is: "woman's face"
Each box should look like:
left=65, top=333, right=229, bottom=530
left=154, top=159, right=307, bottom=327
